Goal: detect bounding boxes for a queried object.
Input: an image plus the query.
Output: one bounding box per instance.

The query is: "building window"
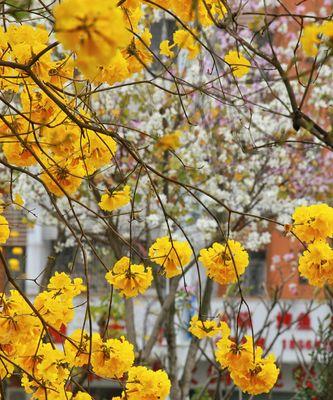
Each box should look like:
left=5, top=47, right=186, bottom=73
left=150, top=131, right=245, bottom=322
left=89, top=387, right=123, bottom=400
left=53, top=245, right=111, bottom=297
left=2, top=245, right=26, bottom=292
left=150, top=18, right=176, bottom=71
left=242, top=251, right=266, bottom=296
left=150, top=18, right=175, bottom=53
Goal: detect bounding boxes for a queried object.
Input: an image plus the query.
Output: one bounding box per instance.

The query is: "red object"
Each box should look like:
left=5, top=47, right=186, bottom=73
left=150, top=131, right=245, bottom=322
left=293, top=365, right=316, bottom=389
left=238, top=311, right=251, bottom=329
left=297, top=313, right=311, bottom=330
left=277, top=311, right=292, bottom=328
left=224, top=372, right=232, bottom=386
left=108, top=322, right=125, bottom=330
left=157, top=327, right=165, bottom=345
left=256, top=337, right=266, bottom=349
left=49, top=324, right=66, bottom=344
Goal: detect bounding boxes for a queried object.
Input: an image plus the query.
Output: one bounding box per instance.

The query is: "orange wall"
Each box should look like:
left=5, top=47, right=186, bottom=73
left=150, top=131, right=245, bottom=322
left=266, top=227, right=320, bottom=299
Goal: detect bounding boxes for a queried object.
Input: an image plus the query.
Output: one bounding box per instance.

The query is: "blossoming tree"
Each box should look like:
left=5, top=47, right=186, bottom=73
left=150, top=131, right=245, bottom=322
left=0, top=0, right=332, bottom=399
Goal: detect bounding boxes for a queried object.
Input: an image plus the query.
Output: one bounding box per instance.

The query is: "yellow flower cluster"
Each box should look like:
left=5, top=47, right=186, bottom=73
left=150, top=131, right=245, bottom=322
left=199, top=240, right=249, bottom=285
left=160, top=29, right=200, bottom=60
left=224, top=50, right=251, bottom=78
left=298, top=241, right=333, bottom=287
left=40, top=156, right=85, bottom=197
left=0, top=100, right=117, bottom=197
left=105, top=256, right=153, bottom=297
left=34, top=272, right=86, bottom=329
left=64, top=329, right=91, bottom=367
left=188, top=315, right=221, bottom=339
left=95, top=29, right=153, bottom=86
left=0, top=271, right=171, bottom=400
left=99, top=186, right=131, bottom=212
left=64, top=330, right=171, bottom=399
left=0, top=290, right=42, bottom=379
left=301, top=21, right=333, bottom=56
left=21, top=343, right=70, bottom=400
left=114, top=366, right=171, bottom=400
left=149, top=236, right=192, bottom=278
left=155, top=131, right=182, bottom=152
left=0, top=275, right=89, bottom=400
left=156, top=0, right=226, bottom=26
left=0, top=21, right=136, bottom=199
left=91, top=334, right=135, bottom=378
left=54, top=0, right=131, bottom=73
left=292, top=204, right=333, bottom=287
left=0, top=24, right=71, bottom=92
left=292, top=203, right=333, bottom=243
left=0, top=26, right=119, bottom=196
left=215, top=323, right=279, bottom=395
left=54, top=0, right=152, bottom=84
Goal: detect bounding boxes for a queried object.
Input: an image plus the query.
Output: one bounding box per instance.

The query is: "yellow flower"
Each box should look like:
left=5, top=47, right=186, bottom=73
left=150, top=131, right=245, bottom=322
left=156, top=131, right=181, bottom=152
left=41, top=156, right=84, bottom=197
left=321, top=21, right=333, bottom=37
left=0, top=215, right=10, bottom=244
left=123, top=366, right=171, bottom=400
left=160, top=40, right=175, bottom=57
left=6, top=24, right=49, bottom=64
left=209, top=0, right=227, bottom=20
left=82, top=131, right=117, bottom=175
left=120, top=0, right=141, bottom=10
left=41, top=121, right=81, bottom=158
left=298, top=240, right=333, bottom=287
left=34, top=290, right=74, bottom=330
left=34, top=272, right=85, bottom=329
left=64, top=329, right=90, bottom=367
left=1, top=118, right=39, bottom=167
left=21, top=343, right=70, bottom=400
left=215, top=323, right=279, bottom=395
left=125, top=29, right=153, bottom=75
left=87, top=50, right=129, bottom=86
left=72, top=393, right=93, bottom=400
left=54, top=0, right=132, bottom=77
left=13, top=193, right=24, bottom=209
left=20, top=89, right=57, bottom=125
left=105, top=256, right=153, bottom=297
left=188, top=315, right=221, bottom=339
left=224, top=50, right=251, bottom=78
left=36, top=343, right=69, bottom=383
left=173, top=29, right=200, bottom=59
left=215, top=323, right=253, bottom=370
left=98, top=185, right=131, bottom=212
left=152, top=0, right=225, bottom=26
left=148, top=236, right=192, bottom=278
left=91, top=334, right=134, bottom=379
left=47, top=272, right=86, bottom=296
left=292, top=203, right=333, bottom=242
left=199, top=240, right=249, bottom=285
left=0, top=290, right=42, bottom=347
left=3, top=141, right=38, bottom=167
left=301, top=24, right=322, bottom=57
left=231, top=352, right=279, bottom=395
